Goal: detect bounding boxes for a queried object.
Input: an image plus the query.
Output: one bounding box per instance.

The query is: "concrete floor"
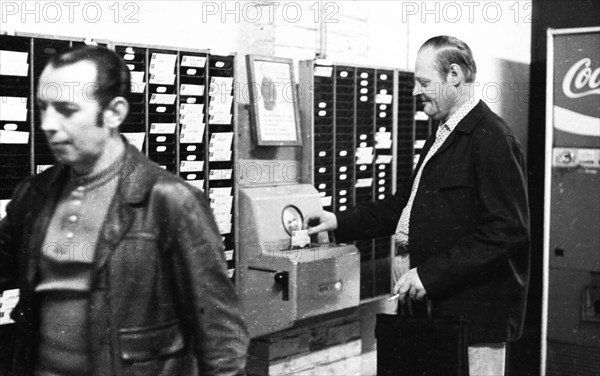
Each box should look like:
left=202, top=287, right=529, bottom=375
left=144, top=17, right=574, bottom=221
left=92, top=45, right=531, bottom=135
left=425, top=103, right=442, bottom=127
left=360, top=351, right=377, bottom=376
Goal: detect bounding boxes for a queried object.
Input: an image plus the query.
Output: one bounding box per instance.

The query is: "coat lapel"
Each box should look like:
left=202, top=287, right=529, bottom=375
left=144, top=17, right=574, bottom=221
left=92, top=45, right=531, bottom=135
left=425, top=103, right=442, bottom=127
left=92, top=144, right=155, bottom=275
left=26, top=166, right=67, bottom=287
left=433, top=128, right=458, bottom=157
left=92, top=187, right=133, bottom=276
left=412, top=124, right=439, bottom=180
left=426, top=100, right=490, bottom=162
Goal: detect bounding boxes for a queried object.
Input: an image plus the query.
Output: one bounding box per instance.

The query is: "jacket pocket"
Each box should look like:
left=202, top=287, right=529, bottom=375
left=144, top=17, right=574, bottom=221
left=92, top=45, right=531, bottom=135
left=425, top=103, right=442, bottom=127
left=440, top=167, right=473, bottom=189
left=119, top=320, right=185, bottom=362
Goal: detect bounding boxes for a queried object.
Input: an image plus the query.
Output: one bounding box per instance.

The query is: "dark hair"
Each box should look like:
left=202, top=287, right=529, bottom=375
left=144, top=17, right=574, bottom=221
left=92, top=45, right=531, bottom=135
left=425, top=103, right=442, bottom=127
left=47, top=45, right=131, bottom=110
left=420, top=36, right=477, bottom=83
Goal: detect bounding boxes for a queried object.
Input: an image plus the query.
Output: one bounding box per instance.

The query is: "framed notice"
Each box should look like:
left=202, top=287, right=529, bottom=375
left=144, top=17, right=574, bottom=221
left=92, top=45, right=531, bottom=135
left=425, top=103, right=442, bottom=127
left=246, top=55, right=301, bottom=146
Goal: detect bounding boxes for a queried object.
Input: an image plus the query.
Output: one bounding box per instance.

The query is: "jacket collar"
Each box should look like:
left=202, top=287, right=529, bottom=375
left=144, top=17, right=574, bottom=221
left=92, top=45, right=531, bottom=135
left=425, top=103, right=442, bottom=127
left=91, top=141, right=163, bottom=275
left=29, top=138, right=156, bottom=205
left=116, top=142, right=158, bottom=204
left=30, top=164, right=67, bottom=194
left=25, top=138, right=160, bottom=287
left=411, top=100, right=492, bottom=177
left=453, top=100, right=490, bottom=134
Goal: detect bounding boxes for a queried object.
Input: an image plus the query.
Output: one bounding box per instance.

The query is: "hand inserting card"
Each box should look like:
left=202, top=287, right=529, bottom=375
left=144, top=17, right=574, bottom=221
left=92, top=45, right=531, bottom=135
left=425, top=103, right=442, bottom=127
left=291, top=230, right=310, bottom=248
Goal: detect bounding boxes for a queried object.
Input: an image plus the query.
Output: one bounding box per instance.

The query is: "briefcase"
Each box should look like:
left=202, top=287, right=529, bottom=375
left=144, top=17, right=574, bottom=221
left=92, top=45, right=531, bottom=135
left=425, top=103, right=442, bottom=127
left=375, top=299, right=469, bottom=376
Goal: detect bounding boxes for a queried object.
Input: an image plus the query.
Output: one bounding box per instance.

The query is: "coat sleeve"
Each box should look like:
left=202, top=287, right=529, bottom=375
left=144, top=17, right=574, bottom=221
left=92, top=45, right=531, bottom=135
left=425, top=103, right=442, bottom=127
left=0, top=203, right=17, bottom=290
left=334, top=130, right=438, bottom=243
left=0, top=180, right=29, bottom=290
left=334, top=184, right=411, bottom=243
left=417, top=126, right=530, bottom=298
left=166, top=184, right=248, bottom=376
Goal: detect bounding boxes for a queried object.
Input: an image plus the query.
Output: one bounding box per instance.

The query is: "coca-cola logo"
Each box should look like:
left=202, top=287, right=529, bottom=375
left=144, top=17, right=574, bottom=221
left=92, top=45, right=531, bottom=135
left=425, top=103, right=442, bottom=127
left=562, top=58, right=600, bottom=98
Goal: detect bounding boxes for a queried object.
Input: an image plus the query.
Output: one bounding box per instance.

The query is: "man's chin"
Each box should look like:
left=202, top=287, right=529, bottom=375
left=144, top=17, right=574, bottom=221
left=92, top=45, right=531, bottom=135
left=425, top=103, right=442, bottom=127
left=423, top=110, right=441, bottom=120
left=50, top=152, right=75, bottom=165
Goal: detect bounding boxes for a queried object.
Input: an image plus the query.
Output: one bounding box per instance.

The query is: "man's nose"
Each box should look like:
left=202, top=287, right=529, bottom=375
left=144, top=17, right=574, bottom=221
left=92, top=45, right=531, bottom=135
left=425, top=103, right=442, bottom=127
left=39, top=107, right=60, bottom=133
left=412, top=83, right=423, bottom=96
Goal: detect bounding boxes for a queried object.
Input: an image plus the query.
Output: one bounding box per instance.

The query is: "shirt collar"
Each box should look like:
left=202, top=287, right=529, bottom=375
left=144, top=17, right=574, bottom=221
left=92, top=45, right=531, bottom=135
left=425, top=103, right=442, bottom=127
left=442, top=97, right=479, bottom=132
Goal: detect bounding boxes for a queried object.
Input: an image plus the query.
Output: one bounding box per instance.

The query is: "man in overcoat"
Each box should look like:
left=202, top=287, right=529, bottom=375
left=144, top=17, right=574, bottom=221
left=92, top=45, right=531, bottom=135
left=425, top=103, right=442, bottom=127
left=307, top=35, right=530, bottom=375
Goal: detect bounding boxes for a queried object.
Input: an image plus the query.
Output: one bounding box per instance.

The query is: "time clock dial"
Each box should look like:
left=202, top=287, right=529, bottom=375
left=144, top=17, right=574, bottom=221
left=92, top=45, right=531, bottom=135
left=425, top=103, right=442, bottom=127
left=282, top=205, right=303, bottom=236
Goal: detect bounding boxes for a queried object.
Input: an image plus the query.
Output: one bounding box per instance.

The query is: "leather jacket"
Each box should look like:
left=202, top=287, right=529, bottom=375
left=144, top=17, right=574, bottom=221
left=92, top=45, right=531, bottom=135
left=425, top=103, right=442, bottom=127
left=0, top=143, right=249, bottom=375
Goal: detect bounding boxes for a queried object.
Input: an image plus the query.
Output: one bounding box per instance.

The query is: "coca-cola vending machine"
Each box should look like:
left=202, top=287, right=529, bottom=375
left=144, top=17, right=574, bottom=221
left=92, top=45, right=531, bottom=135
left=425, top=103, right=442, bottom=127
left=543, top=27, right=600, bottom=375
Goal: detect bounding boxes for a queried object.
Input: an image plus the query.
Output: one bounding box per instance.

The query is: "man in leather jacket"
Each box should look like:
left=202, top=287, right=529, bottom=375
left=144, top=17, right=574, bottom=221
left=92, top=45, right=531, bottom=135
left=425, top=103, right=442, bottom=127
left=0, top=45, right=248, bottom=376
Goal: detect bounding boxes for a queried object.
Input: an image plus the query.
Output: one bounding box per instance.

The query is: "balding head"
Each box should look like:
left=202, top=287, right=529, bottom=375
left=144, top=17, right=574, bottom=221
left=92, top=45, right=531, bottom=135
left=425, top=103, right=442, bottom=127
left=419, top=35, right=477, bottom=83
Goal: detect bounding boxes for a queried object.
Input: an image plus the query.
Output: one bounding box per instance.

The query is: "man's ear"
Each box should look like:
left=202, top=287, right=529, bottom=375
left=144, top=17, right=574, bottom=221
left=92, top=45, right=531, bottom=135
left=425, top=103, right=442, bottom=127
left=103, top=97, right=129, bottom=130
left=446, top=63, right=465, bottom=86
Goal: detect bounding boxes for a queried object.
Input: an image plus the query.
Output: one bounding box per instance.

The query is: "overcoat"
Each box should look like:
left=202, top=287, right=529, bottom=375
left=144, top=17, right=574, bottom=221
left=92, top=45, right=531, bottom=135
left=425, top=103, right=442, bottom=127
left=336, top=101, right=530, bottom=344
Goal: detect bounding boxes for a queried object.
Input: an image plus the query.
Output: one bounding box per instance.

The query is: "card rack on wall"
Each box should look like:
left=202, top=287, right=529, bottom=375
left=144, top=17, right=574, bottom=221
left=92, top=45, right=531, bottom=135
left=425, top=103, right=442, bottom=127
left=396, top=71, right=434, bottom=188
left=0, top=32, right=236, bottom=281
left=299, top=60, right=419, bottom=301
left=396, top=71, right=416, bottom=188
left=0, top=35, right=33, bottom=204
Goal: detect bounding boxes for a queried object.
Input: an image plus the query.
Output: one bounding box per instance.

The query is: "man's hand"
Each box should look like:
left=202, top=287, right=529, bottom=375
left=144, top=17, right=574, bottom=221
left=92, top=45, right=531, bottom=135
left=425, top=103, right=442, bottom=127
left=393, top=268, right=427, bottom=303
left=392, top=254, right=411, bottom=286
left=304, top=211, right=338, bottom=236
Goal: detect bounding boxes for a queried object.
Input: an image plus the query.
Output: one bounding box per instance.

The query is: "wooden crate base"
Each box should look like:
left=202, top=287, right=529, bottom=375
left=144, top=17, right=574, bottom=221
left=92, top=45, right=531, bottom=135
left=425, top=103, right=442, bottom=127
left=248, top=339, right=362, bottom=376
